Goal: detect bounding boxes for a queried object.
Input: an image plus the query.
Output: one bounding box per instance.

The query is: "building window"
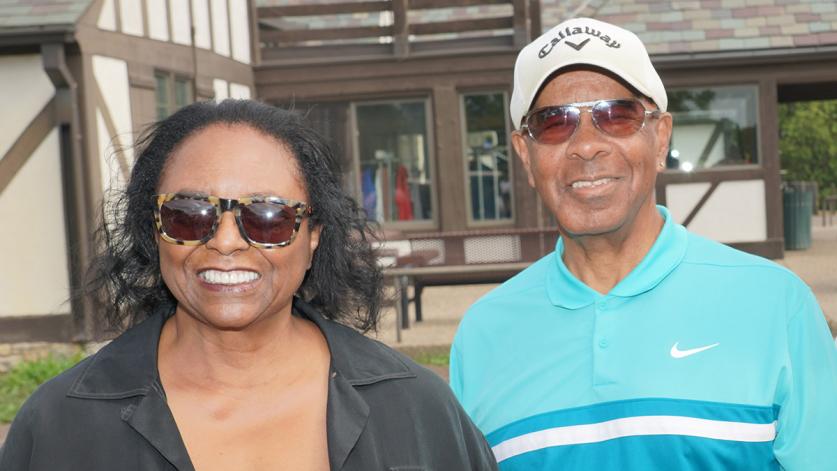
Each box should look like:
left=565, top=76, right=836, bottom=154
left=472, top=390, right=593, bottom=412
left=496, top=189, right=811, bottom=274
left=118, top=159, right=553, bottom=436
left=155, top=72, right=193, bottom=120
left=462, top=92, right=513, bottom=222
left=667, top=85, right=758, bottom=172
left=354, top=100, right=433, bottom=224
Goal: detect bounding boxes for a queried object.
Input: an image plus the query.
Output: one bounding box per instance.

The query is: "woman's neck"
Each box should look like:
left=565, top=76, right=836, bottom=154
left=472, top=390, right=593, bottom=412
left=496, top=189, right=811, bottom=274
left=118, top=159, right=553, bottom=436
left=157, top=307, right=326, bottom=392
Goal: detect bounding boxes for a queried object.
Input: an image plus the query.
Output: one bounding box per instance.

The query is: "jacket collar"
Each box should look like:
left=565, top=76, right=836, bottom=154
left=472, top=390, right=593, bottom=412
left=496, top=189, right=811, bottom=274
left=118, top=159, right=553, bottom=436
left=546, top=205, right=689, bottom=309
left=294, top=299, right=415, bottom=385
left=68, top=298, right=414, bottom=398
left=67, top=300, right=414, bottom=470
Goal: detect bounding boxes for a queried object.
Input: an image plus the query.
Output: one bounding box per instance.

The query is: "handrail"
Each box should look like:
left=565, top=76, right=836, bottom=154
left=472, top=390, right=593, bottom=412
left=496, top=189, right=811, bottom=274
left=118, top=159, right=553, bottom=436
left=257, top=0, right=539, bottom=64
left=259, top=1, right=390, bottom=18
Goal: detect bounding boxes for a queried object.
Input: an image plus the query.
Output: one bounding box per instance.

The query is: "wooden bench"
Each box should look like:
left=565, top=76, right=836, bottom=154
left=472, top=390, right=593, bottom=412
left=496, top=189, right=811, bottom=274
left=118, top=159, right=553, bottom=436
left=379, top=227, right=559, bottom=341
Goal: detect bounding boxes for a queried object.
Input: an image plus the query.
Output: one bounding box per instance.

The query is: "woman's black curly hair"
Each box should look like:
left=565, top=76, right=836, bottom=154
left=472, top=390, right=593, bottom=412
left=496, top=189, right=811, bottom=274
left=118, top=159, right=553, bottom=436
left=86, top=99, right=383, bottom=332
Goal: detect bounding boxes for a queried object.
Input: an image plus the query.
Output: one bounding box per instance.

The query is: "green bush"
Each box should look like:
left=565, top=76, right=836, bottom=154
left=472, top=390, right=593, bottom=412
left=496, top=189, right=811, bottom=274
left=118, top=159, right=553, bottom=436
left=779, top=100, right=837, bottom=203
left=0, top=352, right=85, bottom=423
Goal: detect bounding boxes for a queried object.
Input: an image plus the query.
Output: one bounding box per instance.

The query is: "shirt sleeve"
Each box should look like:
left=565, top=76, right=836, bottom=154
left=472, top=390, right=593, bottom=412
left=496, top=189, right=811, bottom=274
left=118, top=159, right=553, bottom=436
left=773, top=286, right=837, bottom=469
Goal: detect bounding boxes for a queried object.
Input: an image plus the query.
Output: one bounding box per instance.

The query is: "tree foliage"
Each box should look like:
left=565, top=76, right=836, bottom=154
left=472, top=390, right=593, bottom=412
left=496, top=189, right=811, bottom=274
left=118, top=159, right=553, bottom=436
left=779, top=100, right=837, bottom=202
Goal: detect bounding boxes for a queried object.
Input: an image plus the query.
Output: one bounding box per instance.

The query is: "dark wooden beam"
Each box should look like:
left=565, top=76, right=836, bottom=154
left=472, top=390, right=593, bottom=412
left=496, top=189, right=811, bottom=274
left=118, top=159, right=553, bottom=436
left=409, top=0, right=510, bottom=8
left=0, top=315, right=76, bottom=343
left=260, top=42, right=393, bottom=64
left=409, top=17, right=513, bottom=36
left=511, top=0, right=530, bottom=48
left=657, top=166, right=764, bottom=185
left=261, top=25, right=392, bottom=44
left=0, top=98, right=56, bottom=195
left=682, top=181, right=720, bottom=228
left=393, top=0, right=409, bottom=58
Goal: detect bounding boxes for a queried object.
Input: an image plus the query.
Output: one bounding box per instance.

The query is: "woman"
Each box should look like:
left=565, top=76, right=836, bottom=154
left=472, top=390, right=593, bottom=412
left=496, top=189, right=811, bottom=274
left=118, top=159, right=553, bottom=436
left=0, top=100, right=496, bottom=470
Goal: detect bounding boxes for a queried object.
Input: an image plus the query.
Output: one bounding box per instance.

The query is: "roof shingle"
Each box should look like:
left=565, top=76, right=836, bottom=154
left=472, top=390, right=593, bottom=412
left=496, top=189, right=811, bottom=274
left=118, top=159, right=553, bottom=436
left=0, top=0, right=92, bottom=30
left=541, top=0, right=837, bottom=55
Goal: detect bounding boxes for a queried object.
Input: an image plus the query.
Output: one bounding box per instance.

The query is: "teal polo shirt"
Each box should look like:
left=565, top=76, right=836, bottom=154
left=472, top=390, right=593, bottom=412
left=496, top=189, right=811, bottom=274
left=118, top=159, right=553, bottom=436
left=450, top=206, right=837, bottom=470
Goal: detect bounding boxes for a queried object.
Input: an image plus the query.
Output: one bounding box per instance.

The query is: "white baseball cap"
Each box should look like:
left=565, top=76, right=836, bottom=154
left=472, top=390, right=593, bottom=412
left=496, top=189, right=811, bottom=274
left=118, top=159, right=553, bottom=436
left=510, top=17, right=667, bottom=129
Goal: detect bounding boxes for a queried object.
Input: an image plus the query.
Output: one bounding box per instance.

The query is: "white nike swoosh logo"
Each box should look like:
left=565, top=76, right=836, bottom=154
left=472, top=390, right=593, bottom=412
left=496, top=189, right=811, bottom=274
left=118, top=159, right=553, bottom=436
left=670, top=342, right=720, bottom=359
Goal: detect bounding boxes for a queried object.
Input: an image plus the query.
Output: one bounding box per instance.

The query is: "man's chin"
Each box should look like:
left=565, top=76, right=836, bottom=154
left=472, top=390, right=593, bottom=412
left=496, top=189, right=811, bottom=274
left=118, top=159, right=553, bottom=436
left=556, top=209, right=623, bottom=239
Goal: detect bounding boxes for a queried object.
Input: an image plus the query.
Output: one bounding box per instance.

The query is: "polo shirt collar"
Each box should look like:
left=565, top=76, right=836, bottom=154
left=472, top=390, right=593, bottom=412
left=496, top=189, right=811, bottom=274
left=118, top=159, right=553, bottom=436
left=546, top=205, right=688, bottom=309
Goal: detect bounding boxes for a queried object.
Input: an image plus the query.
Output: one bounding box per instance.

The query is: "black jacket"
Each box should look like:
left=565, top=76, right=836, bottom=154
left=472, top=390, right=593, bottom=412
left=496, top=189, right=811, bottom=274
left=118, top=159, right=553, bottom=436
left=0, top=301, right=497, bottom=470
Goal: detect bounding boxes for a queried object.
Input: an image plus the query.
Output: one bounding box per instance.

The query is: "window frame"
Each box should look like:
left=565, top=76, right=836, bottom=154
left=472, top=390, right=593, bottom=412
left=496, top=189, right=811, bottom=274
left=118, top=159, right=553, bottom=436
left=350, top=97, right=439, bottom=230
left=664, top=83, right=761, bottom=174
left=154, top=70, right=194, bottom=120
left=459, top=90, right=515, bottom=227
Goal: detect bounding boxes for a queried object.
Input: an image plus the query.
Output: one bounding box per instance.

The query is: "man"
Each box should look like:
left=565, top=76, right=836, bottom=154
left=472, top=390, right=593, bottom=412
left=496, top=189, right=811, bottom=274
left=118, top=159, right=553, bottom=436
left=450, top=17, right=837, bottom=470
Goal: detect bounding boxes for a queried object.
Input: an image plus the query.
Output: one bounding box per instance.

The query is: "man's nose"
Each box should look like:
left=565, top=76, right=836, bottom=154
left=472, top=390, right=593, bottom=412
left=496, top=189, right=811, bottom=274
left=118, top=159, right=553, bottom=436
left=565, top=111, right=611, bottom=161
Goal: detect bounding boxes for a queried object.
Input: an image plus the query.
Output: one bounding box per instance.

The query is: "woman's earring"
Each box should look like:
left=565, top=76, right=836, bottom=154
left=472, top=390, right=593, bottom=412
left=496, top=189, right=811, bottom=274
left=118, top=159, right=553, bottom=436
left=658, top=161, right=665, bottom=169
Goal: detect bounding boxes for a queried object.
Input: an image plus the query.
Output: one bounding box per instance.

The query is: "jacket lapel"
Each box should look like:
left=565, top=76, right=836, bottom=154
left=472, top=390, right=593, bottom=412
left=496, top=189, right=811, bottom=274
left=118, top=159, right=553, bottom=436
left=295, top=299, right=416, bottom=469
left=68, top=314, right=194, bottom=470
left=326, top=370, right=370, bottom=470
left=123, top=383, right=195, bottom=471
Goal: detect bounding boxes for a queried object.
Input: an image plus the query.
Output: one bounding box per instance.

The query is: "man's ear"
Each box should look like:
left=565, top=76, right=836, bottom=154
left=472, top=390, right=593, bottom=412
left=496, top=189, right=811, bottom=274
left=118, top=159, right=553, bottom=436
left=511, top=131, right=537, bottom=188
left=654, top=113, right=673, bottom=172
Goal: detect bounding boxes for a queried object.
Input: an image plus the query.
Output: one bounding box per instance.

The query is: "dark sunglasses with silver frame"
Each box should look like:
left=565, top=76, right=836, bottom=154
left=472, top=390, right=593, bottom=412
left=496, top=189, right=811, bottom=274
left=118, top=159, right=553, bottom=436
left=520, top=98, right=662, bottom=145
left=153, top=192, right=313, bottom=249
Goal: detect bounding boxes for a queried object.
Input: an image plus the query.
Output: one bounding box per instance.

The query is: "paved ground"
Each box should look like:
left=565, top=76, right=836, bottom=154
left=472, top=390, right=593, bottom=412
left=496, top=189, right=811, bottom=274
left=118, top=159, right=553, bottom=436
left=373, top=218, right=837, bottom=350
left=776, top=220, right=837, bottom=334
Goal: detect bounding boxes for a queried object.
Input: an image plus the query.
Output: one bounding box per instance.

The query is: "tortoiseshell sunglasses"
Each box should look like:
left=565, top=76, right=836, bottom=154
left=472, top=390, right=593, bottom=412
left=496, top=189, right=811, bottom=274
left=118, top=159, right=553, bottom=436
left=153, top=193, right=312, bottom=249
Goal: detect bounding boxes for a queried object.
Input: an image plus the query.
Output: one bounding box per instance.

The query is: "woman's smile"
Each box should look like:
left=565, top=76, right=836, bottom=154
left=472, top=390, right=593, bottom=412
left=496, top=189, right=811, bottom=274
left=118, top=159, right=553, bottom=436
left=197, top=269, right=262, bottom=292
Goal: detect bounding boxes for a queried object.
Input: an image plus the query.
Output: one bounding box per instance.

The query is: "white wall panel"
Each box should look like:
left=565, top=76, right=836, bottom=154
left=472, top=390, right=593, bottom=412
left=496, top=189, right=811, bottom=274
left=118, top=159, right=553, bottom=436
left=0, top=129, right=71, bottom=316
left=665, top=182, right=712, bottom=225
left=229, top=82, right=250, bottom=99
left=686, top=180, right=767, bottom=243
left=119, top=0, right=145, bottom=36
left=147, top=0, right=170, bottom=41
left=192, top=0, right=211, bottom=49
left=210, top=0, right=230, bottom=56
left=96, top=110, right=123, bottom=193
left=97, top=0, right=117, bottom=31
left=213, top=78, right=229, bottom=100
left=92, top=55, right=134, bottom=192
left=229, top=0, right=251, bottom=64
left=170, top=0, right=192, bottom=45
left=0, top=55, right=54, bottom=162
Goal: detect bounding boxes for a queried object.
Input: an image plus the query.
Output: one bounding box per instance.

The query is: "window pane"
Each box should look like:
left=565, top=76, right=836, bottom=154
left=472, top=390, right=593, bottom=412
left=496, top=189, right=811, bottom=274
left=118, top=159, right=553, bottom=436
left=355, top=101, right=432, bottom=222
left=667, top=85, right=758, bottom=172
left=155, top=73, right=170, bottom=120
left=174, top=78, right=192, bottom=109
left=463, top=92, right=512, bottom=221
left=298, top=102, right=355, bottom=197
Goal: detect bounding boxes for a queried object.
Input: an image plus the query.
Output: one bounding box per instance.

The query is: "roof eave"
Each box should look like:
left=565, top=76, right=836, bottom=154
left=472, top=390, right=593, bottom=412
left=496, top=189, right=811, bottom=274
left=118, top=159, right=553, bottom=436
left=0, top=24, right=76, bottom=47
left=653, top=45, right=837, bottom=70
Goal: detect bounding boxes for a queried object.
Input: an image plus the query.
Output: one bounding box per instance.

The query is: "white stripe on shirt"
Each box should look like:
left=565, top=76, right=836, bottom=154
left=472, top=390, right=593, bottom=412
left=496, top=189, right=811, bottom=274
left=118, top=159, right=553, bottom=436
left=492, top=415, right=777, bottom=462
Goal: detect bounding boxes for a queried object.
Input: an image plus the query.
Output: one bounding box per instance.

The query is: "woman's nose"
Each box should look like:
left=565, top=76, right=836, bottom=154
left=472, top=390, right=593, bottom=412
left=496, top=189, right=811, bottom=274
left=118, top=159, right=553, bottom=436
left=205, top=211, right=249, bottom=254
